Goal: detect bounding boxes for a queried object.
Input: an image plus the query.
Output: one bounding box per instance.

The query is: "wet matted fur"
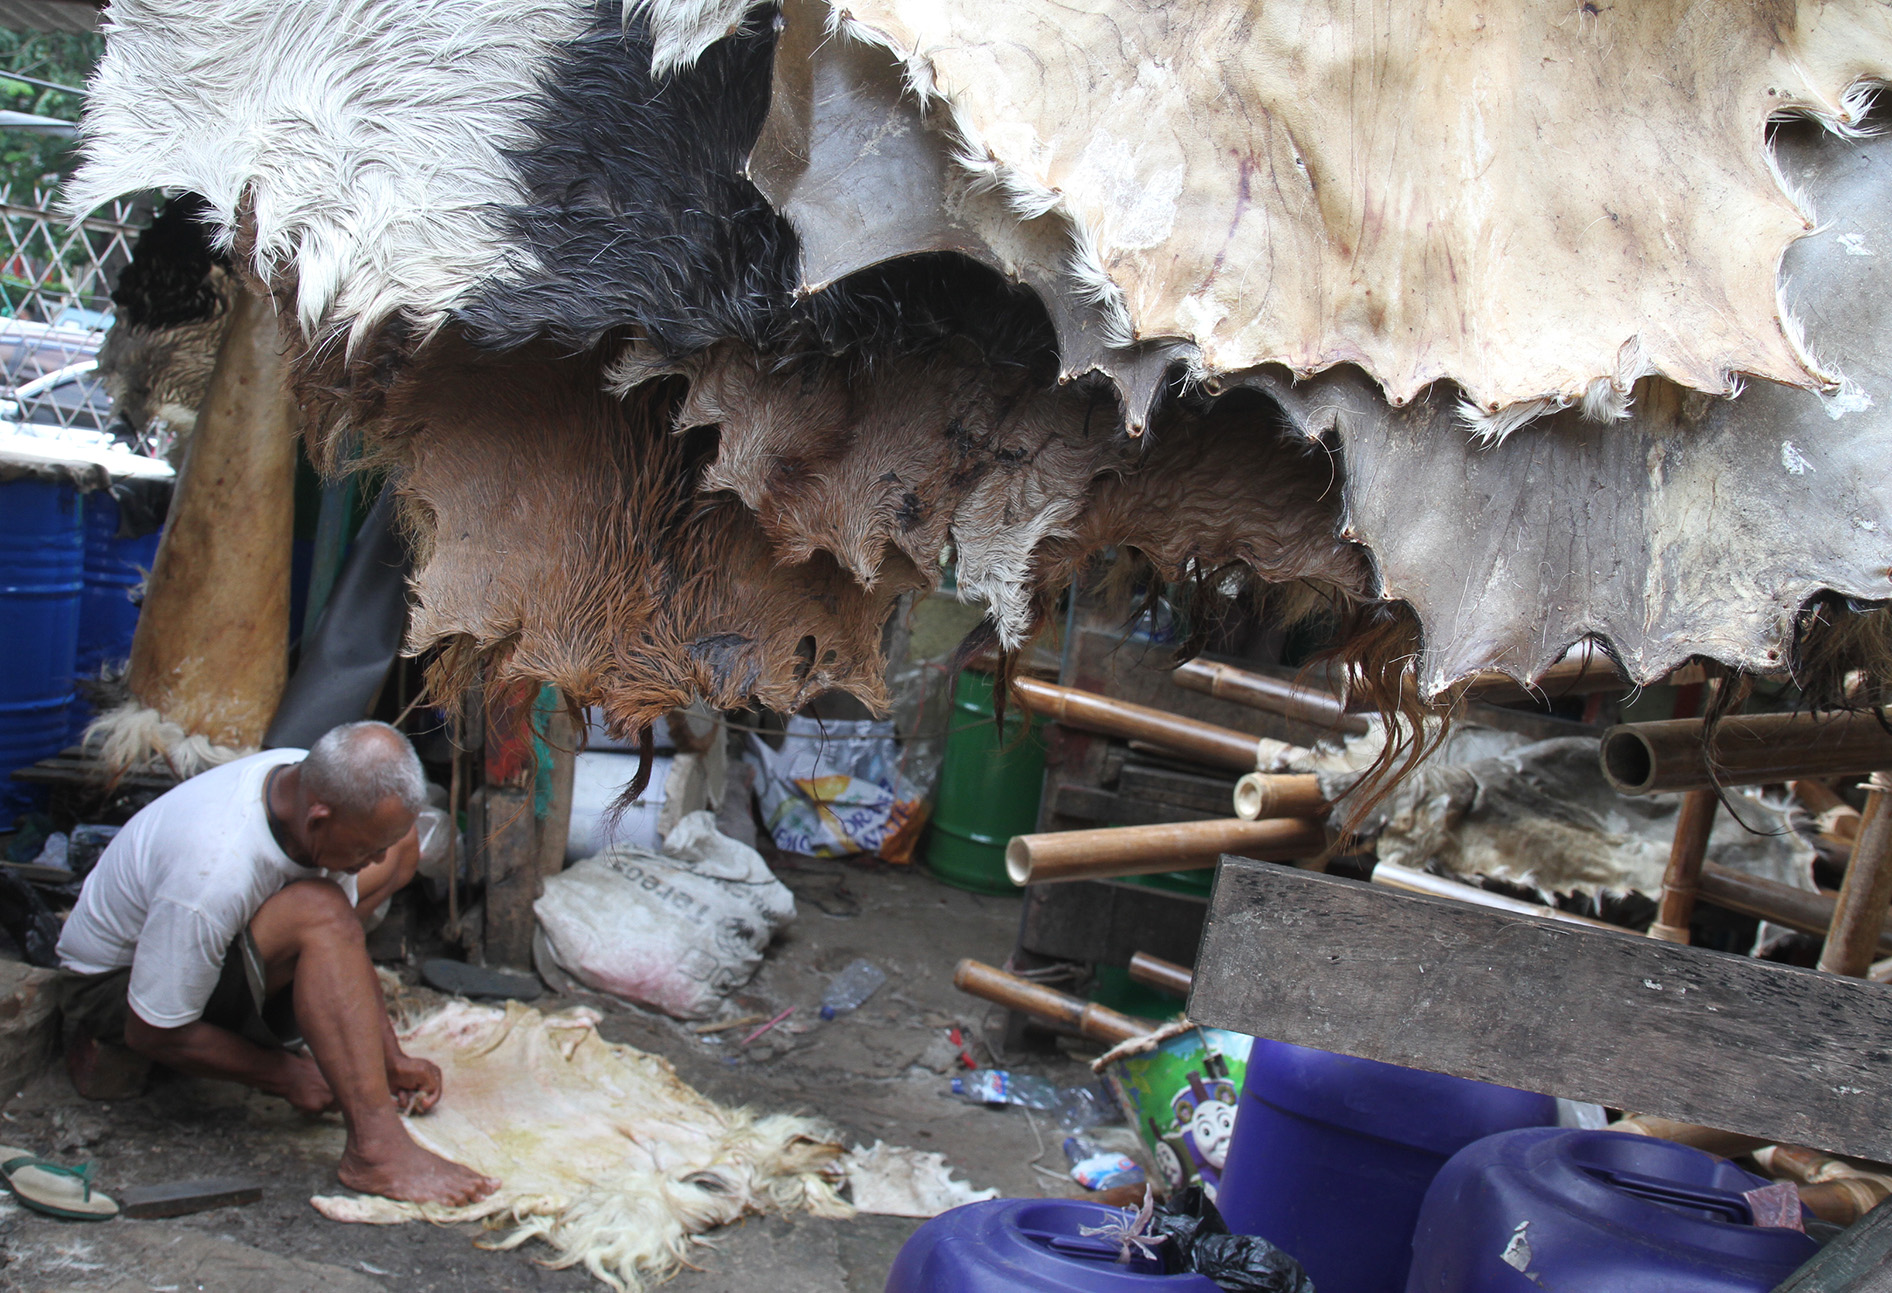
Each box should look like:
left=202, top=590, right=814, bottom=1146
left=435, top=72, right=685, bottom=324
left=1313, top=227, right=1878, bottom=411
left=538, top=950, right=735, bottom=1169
left=381, top=338, right=914, bottom=738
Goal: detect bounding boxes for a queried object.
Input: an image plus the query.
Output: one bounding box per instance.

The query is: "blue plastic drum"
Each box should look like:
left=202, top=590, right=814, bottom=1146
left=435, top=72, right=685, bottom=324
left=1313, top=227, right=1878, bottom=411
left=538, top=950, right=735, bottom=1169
left=885, top=1198, right=1220, bottom=1292
left=0, top=477, right=84, bottom=826
left=1215, top=1039, right=1558, bottom=1293
left=1407, top=1128, right=1817, bottom=1292
left=70, top=490, right=162, bottom=739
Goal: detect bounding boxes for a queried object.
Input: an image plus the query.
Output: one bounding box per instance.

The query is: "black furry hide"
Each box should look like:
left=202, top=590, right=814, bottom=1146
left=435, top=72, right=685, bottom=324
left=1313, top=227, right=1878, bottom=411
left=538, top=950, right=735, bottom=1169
left=456, top=1, right=1060, bottom=374
left=109, top=194, right=228, bottom=330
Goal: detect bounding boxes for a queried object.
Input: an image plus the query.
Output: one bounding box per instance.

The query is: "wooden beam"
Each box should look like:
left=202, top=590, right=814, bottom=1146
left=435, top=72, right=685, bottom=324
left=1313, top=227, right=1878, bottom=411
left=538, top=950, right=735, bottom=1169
left=1190, top=858, right=1892, bottom=1161
left=1773, top=1196, right=1892, bottom=1292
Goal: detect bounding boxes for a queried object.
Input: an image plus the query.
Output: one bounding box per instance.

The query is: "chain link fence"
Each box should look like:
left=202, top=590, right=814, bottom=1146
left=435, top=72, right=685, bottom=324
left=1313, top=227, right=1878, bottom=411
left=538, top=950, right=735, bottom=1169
left=0, top=182, right=146, bottom=435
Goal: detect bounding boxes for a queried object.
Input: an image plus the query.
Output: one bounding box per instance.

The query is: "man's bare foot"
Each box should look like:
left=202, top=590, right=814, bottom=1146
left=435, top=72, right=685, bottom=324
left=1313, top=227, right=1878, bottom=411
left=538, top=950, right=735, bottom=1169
left=338, top=1131, right=498, bottom=1206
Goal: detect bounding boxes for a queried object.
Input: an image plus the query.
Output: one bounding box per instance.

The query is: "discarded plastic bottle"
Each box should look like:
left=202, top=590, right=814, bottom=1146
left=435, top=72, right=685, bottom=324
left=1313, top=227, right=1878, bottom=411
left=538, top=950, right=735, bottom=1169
left=1063, top=1133, right=1146, bottom=1191
left=949, top=1069, right=1060, bottom=1110
left=819, top=958, right=889, bottom=1020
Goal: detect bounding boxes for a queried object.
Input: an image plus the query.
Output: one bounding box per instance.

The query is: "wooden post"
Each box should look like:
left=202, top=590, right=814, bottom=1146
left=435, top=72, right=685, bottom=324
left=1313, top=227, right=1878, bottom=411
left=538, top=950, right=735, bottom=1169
left=477, top=681, right=575, bottom=968
left=1818, top=779, right=1892, bottom=978
left=1649, top=789, right=1719, bottom=944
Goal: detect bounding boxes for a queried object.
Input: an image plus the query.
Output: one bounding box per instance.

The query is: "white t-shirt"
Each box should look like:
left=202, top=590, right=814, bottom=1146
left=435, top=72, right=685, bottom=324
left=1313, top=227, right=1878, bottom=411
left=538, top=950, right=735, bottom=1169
left=57, top=749, right=359, bottom=1028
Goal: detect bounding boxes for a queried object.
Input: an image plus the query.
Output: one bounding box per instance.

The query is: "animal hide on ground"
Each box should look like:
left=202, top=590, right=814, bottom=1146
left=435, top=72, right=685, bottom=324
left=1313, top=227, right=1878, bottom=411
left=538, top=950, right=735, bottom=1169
left=722, top=0, right=1892, bottom=428
left=311, top=1000, right=851, bottom=1291
left=312, top=1000, right=990, bottom=1290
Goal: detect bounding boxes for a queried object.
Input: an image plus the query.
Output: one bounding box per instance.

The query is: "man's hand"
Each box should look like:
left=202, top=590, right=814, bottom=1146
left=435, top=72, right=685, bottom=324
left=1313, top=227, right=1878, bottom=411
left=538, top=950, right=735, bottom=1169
left=388, top=1052, right=442, bottom=1116
left=280, top=1053, right=337, bottom=1115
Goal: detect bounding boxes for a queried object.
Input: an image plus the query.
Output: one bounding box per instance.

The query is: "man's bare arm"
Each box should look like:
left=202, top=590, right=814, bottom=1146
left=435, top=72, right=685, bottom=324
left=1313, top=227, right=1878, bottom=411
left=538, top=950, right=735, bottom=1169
left=122, top=1011, right=334, bottom=1113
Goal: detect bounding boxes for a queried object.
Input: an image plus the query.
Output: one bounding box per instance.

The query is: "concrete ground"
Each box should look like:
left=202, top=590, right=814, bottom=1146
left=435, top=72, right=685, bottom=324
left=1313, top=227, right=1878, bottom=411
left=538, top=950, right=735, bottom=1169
left=0, top=858, right=1126, bottom=1293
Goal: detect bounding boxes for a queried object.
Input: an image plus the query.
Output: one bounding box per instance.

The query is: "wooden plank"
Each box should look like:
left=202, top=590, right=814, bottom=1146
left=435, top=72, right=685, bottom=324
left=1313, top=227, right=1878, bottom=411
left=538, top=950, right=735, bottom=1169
left=1190, top=858, right=1892, bottom=1161
left=1018, top=878, right=1206, bottom=969
left=1774, top=1196, right=1892, bottom=1292
left=1117, top=763, right=1240, bottom=816
left=1049, top=783, right=1212, bottom=828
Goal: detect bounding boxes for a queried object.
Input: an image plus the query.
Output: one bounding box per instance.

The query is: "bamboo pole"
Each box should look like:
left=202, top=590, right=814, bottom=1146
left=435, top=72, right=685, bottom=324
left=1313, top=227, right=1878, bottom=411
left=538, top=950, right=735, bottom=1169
left=1171, top=659, right=1368, bottom=735
left=953, top=959, right=1155, bottom=1046
left=1005, top=817, right=1327, bottom=885
left=1013, top=676, right=1268, bottom=772
left=1127, top=952, right=1194, bottom=998
left=1817, top=780, right=1892, bottom=977
left=1600, top=712, right=1892, bottom=795
left=1648, top=790, right=1719, bottom=944
left=1695, top=862, right=1892, bottom=957
left=1232, top=772, right=1330, bottom=821
left=1369, top=862, right=1621, bottom=930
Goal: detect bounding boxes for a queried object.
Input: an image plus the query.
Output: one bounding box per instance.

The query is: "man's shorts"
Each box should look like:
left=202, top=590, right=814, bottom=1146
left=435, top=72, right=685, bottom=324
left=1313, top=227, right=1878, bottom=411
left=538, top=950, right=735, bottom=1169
left=54, top=930, right=302, bottom=1051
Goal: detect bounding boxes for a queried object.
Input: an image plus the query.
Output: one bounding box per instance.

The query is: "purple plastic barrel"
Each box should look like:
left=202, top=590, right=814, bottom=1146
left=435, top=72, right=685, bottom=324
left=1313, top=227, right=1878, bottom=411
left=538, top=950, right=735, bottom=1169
left=1214, top=1039, right=1558, bottom=1293
left=0, top=478, right=83, bottom=827
left=885, top=1198, right=1221, bottom=1292
left=1407, top=1128, right=1817, bottom=1292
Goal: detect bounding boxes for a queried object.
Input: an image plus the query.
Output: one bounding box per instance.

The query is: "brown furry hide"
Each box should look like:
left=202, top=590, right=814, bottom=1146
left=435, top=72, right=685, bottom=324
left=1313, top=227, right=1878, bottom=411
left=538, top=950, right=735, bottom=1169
left=95, top=264, right=238, bottom=464
left=667, top=348, right=1374, bottom=656
left=364, top=338, right=913, bottom=736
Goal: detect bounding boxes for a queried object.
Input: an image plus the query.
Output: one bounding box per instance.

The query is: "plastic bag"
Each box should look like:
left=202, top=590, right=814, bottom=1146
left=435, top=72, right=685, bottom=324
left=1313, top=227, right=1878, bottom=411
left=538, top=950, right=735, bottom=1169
left=533, top=811, right=795, bottom=1019
left=747, top=717, right=930, bottom=862
left=1149, top=1187, right=1313, bottom=1293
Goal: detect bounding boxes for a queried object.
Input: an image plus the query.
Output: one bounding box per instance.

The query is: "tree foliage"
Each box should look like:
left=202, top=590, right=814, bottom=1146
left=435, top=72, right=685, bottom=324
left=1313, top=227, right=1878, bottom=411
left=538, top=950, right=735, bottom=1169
left=0, top=25, right=101, bottom=200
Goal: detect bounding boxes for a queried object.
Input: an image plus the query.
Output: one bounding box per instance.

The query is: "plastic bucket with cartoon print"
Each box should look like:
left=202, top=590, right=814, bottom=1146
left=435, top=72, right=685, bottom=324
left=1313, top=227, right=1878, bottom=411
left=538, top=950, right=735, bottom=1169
left=1098, top=1023, right=1251, bottom=1205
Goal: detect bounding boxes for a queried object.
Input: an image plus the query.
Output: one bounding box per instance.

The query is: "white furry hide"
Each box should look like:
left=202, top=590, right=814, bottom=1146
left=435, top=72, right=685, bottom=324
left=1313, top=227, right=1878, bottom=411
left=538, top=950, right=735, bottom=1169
left=69, top=0, right=588, bottom=345
left=748, top=0, right=1892, bottom=425
left=312, top=1001, right=852, bottom=1292
left=81, top=701, right=247, bottom=781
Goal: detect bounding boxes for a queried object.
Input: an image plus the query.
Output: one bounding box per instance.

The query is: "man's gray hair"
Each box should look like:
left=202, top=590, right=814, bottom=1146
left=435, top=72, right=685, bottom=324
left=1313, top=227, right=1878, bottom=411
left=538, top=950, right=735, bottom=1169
left=300, top=721, right=427, bottom=818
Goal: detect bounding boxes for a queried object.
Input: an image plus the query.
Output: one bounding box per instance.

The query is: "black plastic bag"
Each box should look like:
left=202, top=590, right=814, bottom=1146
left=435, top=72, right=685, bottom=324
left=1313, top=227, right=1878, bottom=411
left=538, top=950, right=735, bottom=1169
left=1151, top=1186, right=1315, bottom=1293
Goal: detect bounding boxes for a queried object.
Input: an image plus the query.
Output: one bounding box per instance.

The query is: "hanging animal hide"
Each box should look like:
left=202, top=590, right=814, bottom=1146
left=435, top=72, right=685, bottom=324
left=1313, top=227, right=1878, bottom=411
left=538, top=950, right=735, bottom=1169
left=1252, top=114, right=1892, bottom=695
left=96, top=194, right=238, bottom=463
left=716, top=0, right=1892, bottom=430
left=379, top=340, right=911, bottom=735
left=69, top=0, right=1892, bottom=734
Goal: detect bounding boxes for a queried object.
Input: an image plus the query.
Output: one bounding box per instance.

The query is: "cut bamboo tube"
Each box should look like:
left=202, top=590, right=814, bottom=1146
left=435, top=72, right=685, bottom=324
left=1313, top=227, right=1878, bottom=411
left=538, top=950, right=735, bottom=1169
left=1006, top=817, right=1327, bottom=885
left=953, top=959, right=1155, bottom=1046
left=1127, top=952, right=1194, bottom=998
left=1817, top=781, right=1892, bottom=977
left=1608, top=1115, right=1773, bottom=1160
left=1172, top=659, right=1369, bottom=735
left=1369, top=862, right=1621, bottom=930
left=1232, top=772, right=1331, bottom=821
left=1600, top=712, right=1892, bottom=796
left=1648, top=789, right=1719, bottom=944
left=1014, top=676, right=1267, bottom=772
left=1696, top=863, right=1892, bottom=958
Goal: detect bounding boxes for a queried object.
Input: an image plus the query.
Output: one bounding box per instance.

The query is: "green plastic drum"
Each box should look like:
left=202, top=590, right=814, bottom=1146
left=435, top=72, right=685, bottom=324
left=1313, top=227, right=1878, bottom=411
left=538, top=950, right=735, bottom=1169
left=924, top=670, right=1046, bottom=894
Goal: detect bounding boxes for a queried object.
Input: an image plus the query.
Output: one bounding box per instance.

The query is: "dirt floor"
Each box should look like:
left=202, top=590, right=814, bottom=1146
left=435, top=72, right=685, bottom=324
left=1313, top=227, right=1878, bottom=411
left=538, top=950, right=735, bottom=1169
left=0, top=858, right=1133, bottom=1293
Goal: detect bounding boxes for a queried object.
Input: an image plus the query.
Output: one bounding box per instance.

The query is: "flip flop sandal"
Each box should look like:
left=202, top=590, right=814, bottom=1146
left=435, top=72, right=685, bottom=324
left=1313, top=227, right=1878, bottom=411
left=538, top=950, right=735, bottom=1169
left=2, top=1151, right=119, bottom=1221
